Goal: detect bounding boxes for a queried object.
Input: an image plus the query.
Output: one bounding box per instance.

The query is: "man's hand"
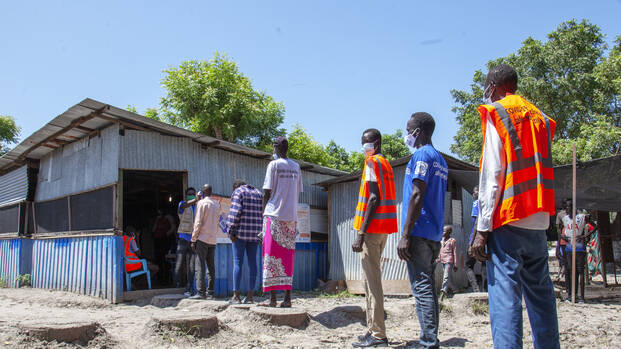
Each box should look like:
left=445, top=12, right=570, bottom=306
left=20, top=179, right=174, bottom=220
left=453, top=266, right=458, bottom=273
left=470, top=230, right=490, bottom=262
left=352, top=234, right=364, bottom=253
left=190, top=242, right=197, bottom=252
left=230, top=234, right=238, bottom=242
left=397, top=235, right=412, bottom=261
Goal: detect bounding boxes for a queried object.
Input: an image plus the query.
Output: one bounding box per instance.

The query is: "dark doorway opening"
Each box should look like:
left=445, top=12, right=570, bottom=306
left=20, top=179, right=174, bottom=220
left=122, top=170, right=185, bottom=289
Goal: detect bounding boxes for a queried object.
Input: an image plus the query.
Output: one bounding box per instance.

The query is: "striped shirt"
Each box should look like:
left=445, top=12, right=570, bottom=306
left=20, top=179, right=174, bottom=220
left=226, top=184, right=263, bottom=242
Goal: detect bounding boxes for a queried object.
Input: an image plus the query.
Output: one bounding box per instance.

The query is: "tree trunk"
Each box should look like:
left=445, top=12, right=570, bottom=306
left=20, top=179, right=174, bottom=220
left=214, top=125, right=223, bottom=140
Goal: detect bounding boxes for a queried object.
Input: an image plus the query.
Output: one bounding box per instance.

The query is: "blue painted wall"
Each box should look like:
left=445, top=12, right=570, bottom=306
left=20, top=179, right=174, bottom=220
left=0, top=239, right=22, bottom=287
left=31, top=236, right=123, bottom=303
left=212, top=242, right=327, bottom=297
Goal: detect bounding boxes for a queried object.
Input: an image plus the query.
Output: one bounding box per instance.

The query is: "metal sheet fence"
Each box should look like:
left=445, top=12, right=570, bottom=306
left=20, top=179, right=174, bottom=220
left=212, top=242, right=327, bottom=297
left=0, top=239, right=21, bottom=287
left=31, top=236, right=123, bottom=303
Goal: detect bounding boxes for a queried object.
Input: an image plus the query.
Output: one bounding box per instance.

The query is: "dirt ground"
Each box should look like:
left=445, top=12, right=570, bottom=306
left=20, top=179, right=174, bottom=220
left=1, top=285, right=620, bottom=349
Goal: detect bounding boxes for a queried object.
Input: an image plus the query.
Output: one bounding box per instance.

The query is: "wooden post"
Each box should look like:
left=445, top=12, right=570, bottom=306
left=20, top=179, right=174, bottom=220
left=571, top=144, right=577, bottom=303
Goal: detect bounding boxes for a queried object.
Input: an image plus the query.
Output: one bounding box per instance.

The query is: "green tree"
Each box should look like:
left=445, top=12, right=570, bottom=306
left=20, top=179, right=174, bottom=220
left=160, top=53, right=285, bottom=149
left=451, top=20, right=621, bottom=165
left=287, top=124, right=332, bottom=166
left=0, top=115, right=20, bottom=155
left=381, top=129, right=411, bottom=161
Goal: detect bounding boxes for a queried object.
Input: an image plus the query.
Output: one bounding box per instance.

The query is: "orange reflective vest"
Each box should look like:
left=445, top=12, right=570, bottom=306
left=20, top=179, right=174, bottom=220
left=353, top=154, right=398, bottom=234
left=123, top=236, right=142, bottom=272
left=478, top=94, right=556, bottom=230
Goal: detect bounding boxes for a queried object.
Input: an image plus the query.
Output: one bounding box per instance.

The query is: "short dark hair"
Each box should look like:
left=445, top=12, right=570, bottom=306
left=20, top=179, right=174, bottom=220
left=186, top=187, right=196, bottom=195
left=362, top=128, right=381, bottom=143
left=485, top=64, right=518, bottom=93
left=233, top=179, right=246, bottom=190
left=410, top=112, right=435, bottom=136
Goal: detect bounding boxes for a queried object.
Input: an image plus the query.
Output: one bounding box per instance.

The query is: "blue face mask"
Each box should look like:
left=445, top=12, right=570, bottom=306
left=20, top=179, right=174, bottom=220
left=361, top=142, right=375, bottom=156
left=483, top=84, right=494, bottom=105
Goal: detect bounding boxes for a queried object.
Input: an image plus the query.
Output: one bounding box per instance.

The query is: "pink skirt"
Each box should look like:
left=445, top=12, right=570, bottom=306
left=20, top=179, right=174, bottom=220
left=262, top=216, right=297, bottom=292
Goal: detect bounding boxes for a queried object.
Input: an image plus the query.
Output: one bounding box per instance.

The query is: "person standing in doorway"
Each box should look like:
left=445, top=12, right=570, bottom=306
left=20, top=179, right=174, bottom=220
left=555, top=199, right=571, bottom=283
left=470, top=64, right=559, bottom=349
left=438, top=225, right=458, bottom=300
left=397, top=112, right=448, bottom=349
left=259, top=137, right=303, bottom=308
left=351, top=128, right=398, bottom=348
left=190, top=184, right=220, bottom=299
left=152, top=209, right=174, bottom=284
left=226, top=179, right=263, bottom=304
left=175, top=187, right=200, bottom=297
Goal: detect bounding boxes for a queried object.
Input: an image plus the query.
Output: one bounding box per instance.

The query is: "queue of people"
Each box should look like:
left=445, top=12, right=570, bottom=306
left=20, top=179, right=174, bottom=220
left=121, top=63, right=564, bottom=349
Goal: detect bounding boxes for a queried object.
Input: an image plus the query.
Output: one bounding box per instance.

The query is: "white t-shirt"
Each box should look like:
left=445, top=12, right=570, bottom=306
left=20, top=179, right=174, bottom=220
left=364, top=160, right=377, bottom=182
left=263, top=158, right=303, bottom=221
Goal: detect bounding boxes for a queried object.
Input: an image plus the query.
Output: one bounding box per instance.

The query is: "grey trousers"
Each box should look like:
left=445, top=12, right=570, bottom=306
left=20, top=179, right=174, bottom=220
left=195, top=241, right=216, bottom=296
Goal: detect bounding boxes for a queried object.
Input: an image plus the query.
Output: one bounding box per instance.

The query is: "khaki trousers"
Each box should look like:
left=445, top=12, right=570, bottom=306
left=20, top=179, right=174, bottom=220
left=360, top=233, right=388, bottom=339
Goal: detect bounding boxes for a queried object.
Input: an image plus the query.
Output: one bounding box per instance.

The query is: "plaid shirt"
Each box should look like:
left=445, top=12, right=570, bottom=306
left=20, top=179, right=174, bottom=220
left=226, top=184, right=263, bottom=242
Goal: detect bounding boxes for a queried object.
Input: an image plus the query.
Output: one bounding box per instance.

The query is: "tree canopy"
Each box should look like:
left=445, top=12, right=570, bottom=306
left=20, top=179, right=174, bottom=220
left=160, top=53, right=285, bottom=150
left=450, top=20, right=621, bottom=165
left=0, top=115, right=20, bottom=155
left=287, top=125, right=410, bottom=173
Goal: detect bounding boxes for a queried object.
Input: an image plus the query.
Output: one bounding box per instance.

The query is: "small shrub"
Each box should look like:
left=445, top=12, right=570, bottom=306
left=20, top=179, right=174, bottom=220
left=472, top=301, right=489, bottom=315
left=439, top=302, right=453, bottom=314
left=15, top=274, right=31, bottom=287
left=318, top=290, right=357, bottom=299
left=0, top=277, right=7, bottom=288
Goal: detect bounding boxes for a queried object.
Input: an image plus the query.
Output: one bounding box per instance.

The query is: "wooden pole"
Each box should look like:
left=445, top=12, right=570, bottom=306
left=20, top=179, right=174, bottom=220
left=571, top=144, right=577, bottom=303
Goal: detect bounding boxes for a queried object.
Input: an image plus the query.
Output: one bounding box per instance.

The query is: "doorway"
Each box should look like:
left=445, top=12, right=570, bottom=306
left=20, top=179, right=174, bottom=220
left=122, top=170, right=185, bottom=288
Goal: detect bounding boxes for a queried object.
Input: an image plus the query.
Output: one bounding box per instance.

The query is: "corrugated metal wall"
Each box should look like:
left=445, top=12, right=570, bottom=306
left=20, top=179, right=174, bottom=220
left=36, top=125, right=119, bottom=202
left=212, top=242, right=327, bottom=297
left=0, top=239, right=22, bottom=287
left=0, top=166, right=28, bottom=206
left=120, top=130, right=333, bottom=208
left=31, top=236, right=123, bottom=303
left=329, top=163, right=470, bottom=288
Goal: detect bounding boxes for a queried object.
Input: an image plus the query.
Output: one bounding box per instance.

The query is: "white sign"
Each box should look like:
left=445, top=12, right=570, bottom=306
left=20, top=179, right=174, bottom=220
left=296, top=203, right=311, bottom=243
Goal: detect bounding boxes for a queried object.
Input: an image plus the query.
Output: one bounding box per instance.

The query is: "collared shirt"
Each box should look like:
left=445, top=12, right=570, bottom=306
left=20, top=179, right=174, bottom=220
left=438, top=237, right=458, bottom=264
left=191, top=196, right=221, bottom=245
left=226, top=184, right=263, bottom=242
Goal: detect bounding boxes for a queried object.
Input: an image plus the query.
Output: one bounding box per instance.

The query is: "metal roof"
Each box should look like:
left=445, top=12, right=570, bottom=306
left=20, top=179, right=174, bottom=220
left=0, top=98, right=347, bottom=177
left=315, top=151, right=478, bottom=187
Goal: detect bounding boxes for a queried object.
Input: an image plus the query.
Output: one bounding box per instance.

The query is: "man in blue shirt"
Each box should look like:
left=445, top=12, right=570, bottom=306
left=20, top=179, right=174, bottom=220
left=397, top=112, right=447, bottom=349
left=174, top=187, right=200, bottom=297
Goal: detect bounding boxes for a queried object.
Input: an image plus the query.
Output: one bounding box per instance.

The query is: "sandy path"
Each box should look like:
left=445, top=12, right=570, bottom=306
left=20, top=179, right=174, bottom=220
left=0, top=287, right=620, bottom=348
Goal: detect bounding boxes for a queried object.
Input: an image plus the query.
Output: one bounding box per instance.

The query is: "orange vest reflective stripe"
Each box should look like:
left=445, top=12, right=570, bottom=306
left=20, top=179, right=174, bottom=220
left=353, top=154, right=398, bottom=234
left=123, top=236, right=142, bottom=272
left=478, top=94, right=556, bottom=230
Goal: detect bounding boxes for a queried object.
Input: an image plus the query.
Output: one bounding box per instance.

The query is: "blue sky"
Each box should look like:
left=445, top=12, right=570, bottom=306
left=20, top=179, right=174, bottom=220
left=1, top=1, right=620, bottom=157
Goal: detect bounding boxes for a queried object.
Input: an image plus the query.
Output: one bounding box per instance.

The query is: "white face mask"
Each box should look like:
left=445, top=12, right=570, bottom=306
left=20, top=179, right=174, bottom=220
left=404, top=129, right=419, bottom=148
left=272, top=153, right=278, bottom=160
left=483, top=84, right=494, bottom=105
left=361, top=142, right=375, bottom=156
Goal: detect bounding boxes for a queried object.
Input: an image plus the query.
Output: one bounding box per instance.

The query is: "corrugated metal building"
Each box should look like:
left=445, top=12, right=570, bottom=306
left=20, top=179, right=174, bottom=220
left=0, top=98, right=344, bottom=302
left=317, top=154, right=479, bottom=294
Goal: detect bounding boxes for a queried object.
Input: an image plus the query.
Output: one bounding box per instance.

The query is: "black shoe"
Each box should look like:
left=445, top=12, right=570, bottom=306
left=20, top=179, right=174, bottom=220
left=189, top=294, right=206, bottom=300
left=352, top=335, right=388, bottom=348
left=357, top=332, right=371, bottom=341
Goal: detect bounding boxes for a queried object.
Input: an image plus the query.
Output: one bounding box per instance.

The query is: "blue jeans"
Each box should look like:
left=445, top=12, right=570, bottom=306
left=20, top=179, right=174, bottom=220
left=232, top=239, right=259, bottom=292
left=487, top=225, right=560, bottom=349
left=173, top=238, right=195, bottom=292
left=405, top=236, right=441, bottom=349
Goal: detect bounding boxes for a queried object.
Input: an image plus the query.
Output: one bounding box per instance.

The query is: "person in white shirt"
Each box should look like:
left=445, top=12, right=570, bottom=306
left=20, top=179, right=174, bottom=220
left=258, top=137, right=303, bottom=308
left=470, top=64, right=559, bottom=349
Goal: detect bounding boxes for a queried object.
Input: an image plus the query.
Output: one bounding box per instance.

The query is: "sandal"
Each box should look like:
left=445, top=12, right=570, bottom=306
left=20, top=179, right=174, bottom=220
left=257, top=300, right=277, bottom=307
